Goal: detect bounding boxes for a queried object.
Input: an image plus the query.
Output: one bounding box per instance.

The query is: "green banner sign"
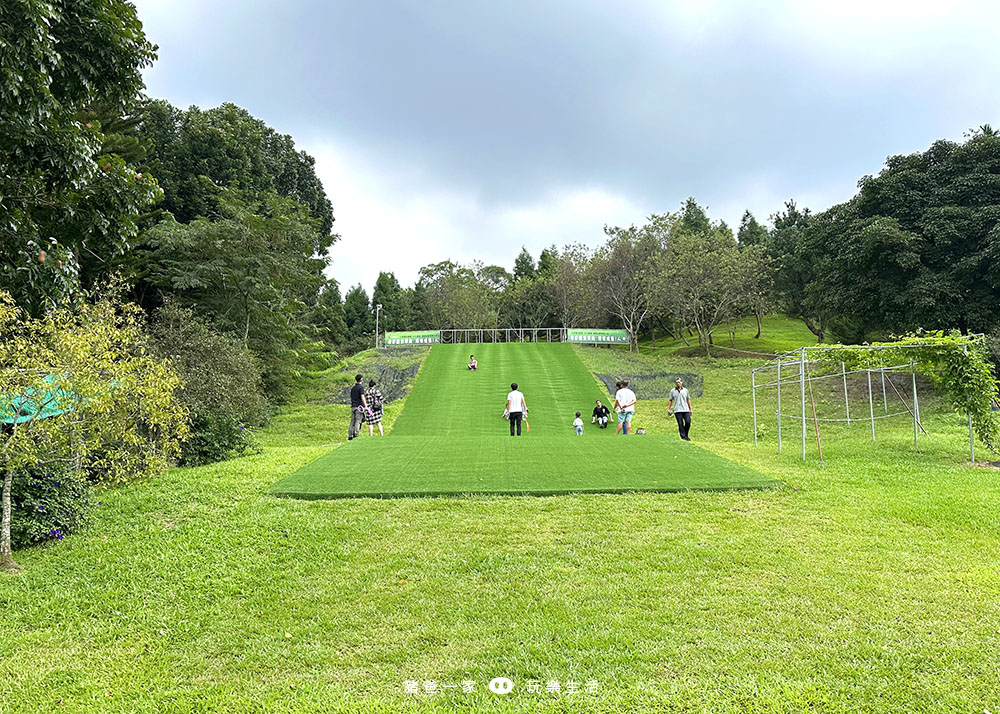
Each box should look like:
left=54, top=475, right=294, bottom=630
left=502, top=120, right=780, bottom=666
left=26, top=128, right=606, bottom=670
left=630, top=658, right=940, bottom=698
left=567, top=328, right=629, bottom=344
left=385, top=330, right=440, bottom=346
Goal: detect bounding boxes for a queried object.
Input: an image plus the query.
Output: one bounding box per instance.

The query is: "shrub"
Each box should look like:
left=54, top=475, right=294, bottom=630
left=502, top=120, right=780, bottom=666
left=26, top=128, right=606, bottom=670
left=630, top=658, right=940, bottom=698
left=148, top=302, right=269, bottom=465
left=10, top=461, right=91, bottom=549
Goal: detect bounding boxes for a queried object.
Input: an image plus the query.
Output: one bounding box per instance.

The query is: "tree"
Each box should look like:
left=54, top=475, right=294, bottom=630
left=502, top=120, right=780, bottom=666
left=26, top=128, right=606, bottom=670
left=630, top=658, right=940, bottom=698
left=142, top=194, right=330, bottom=397
left=1, top=0, right=159, bottom=313
left=804, top=131, right=1000, bottom=338
left=647, top=223, right=746, bottom=356
left=679, top=198, right=712, bottom=235
left=137, top=101, right=335, bottom=237
left=372, top=272, right=404, bottom=332
left=551, top=244, right=596, bottom=328
left=0, top=290, right=188, bottom=571
left=737, top=210, right=768, bottom=247
left=592, top=215, right=670, bottom=350
left=314, top=280, right=348, bottom=345
left=344, top=285, right=374, bottom=339
left=768, top=200, right=830, bottom=342
left=537, top=246, right=557, bottom=280
left=513, top=247, right=536, bottom=282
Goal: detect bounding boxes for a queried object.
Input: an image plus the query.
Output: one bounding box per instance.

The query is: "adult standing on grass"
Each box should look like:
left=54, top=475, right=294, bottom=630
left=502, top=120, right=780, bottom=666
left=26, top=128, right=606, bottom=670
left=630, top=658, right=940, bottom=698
left=365, top=379, right=384, bottom=436
left=668, top=378, right=692, bottom=441
left=506, top=382, right=527, bottom=437
left=614, top=379, right=637, bottom=435
left=348, top=374, right=368, bottom=441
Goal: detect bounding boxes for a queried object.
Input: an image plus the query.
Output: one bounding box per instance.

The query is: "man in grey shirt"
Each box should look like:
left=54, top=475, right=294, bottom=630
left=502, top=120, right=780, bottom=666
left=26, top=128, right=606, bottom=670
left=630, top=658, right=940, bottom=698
left=668, top=378, right=692, bottom=441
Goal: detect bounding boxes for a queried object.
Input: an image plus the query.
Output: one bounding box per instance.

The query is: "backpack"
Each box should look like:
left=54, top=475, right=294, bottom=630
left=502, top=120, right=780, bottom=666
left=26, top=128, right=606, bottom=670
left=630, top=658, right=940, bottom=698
left=369, top=390, right=383, bottom=410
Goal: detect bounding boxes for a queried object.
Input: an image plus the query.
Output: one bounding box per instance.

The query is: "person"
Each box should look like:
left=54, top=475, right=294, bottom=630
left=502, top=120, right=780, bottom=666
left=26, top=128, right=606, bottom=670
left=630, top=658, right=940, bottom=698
left=573, top=411, right=584, bottom=436
left=365, top=379, right=384, bottom=436
left=468, top=354, right=478, bottom=370
left=668, top=378, right=693, bottom=441
left=348, top=374, right=368, bottom=441
left=506, top=382, right=527, bottom=436
left=592, top=399, right=610, bottom=428
left=614, top=379, right=637, bottom=435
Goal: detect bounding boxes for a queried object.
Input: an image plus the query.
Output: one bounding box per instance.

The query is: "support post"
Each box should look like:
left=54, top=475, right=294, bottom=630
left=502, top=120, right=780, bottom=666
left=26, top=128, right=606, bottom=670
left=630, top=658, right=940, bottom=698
left=752, top=369, right=758, bottom=447
left=776, top=359, right=782, bottom=454
left=911, top=360, right=918, bottom=445
left=881, top=367, right=887, bottom=412
left=969, top=412, right=975, bottom=462
left=964, top=346, right=975, bottom=462
left=800, top=348, right=807, bottom=461
left=867, top=369, right=875, bottom=440
left=842, top=362, right=850, bottom=425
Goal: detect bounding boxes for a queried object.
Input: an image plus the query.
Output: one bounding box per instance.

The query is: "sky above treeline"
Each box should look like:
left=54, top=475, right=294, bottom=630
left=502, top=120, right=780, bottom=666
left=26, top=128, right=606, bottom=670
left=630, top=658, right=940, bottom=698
left=133, top=0, right=1000, bottom=294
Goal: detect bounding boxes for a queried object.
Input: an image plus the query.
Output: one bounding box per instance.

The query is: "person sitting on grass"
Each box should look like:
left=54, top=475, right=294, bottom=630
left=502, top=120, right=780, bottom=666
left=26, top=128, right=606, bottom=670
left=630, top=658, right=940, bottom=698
left=573, top=411, right=584, bottom=436
left=468, top=354, right=478, bottom=370
left=592, top=399, right=610, bottom=428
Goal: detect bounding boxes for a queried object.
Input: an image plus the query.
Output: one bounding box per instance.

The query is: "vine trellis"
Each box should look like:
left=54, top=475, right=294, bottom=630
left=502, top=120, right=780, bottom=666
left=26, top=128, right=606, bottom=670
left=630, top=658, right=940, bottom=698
left=751, top=333, right=999, bottom=462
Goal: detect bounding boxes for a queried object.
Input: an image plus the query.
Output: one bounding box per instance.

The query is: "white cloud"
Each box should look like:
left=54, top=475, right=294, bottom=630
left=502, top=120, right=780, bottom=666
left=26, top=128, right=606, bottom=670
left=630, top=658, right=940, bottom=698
left=308, top=141, right=647, bottom=293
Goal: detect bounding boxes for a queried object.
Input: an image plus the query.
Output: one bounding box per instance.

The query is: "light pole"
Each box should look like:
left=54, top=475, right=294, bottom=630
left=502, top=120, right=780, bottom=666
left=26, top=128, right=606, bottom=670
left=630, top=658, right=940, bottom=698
left=374, top=303, right=383, bottom=349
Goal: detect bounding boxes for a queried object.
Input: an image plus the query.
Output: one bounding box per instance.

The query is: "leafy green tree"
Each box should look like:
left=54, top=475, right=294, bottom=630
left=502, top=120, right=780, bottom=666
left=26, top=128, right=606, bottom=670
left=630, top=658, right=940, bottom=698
left=513, top=247, right=536, bottom=282
left=142, top=194, right=329, bottom=397
left=372, top=272, right=404, bottom=331
left=0, top=290, right=188, bottom=571
left=537, top=246, right=557, bottom=280
left=344, top=285, right=374, bottom=338
left=551, top=244, right=596, bottom=328
left=402, top=282, right=432, bottom=330
left=679, top=198, right=712, bottom=235
left=768, top=200, right=830, bottom=342
left=137, top=101, right=335, bottom=237
left=806, top=130, right=1000, bottom=338
left=0, top=0, right=159, bottom=313
left=314, top=280, right=348, bottom=344
left=647, top=221, right=746, bottom=355
left=592, top=215, right=670, bottom=350
left=147, top=302, right=267, bottom=465
left=737, top=210, right=768, bottom=246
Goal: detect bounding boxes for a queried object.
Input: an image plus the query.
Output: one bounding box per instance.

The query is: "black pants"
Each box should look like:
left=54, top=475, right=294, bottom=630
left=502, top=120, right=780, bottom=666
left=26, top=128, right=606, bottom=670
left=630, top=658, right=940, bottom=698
left=509, top=411, right=522, bottom=436
left=675, top=411, right=691, bottom=440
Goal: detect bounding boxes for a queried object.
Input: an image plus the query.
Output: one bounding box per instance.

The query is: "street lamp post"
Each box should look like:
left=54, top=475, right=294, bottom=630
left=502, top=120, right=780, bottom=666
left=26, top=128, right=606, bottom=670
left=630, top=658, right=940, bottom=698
left=375, top=303, right=383, bottom=349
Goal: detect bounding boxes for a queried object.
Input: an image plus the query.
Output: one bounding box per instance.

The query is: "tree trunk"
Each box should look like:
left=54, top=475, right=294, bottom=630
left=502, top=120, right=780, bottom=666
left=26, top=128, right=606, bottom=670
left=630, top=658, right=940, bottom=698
left=1, top=464, right=19, bottom=571
left=802, top=316, right=825, bottom=344
left=755, top=311, right=762, bottom=339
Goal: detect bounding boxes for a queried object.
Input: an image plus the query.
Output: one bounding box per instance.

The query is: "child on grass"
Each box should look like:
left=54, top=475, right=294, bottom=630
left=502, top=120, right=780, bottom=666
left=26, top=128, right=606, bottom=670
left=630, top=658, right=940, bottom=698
left=573, top=411, right=584, bottom=436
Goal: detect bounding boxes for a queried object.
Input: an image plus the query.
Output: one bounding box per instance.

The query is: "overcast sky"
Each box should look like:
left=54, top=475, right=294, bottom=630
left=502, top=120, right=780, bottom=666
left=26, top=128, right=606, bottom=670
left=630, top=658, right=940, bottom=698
left=133, top=0, right=1000, bottom=294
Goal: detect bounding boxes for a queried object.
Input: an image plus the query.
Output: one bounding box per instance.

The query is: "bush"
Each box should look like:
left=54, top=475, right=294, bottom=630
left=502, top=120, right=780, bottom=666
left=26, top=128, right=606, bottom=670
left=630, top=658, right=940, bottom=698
left=148, top=302, right=269, bottom=465
left=11, top=461, right=91, bottom=549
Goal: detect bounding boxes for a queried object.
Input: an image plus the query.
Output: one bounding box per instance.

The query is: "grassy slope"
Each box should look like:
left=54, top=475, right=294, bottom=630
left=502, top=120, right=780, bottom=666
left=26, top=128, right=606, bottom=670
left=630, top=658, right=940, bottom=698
left=644, top=314, right=820, bottom=357
left=1, top=345, right=999, bottom=713
left=272, top=343, right=774, bottom=497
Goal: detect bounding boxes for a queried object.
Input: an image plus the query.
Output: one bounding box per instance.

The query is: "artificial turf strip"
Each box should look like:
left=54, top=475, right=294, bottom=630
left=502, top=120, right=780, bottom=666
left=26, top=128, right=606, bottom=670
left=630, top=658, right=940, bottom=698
left=271, top=343, right=778, bottom=498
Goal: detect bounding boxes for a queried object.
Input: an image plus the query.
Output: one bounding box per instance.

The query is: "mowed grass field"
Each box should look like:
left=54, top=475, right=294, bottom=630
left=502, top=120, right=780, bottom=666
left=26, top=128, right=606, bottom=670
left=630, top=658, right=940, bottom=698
left=272, top=343, right=776, bottom=497
left=1, top=336, right=999, bottom=713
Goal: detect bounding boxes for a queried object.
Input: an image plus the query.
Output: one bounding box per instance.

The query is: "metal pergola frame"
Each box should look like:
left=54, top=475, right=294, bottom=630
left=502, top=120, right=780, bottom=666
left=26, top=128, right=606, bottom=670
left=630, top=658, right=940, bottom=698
left=750, top=340, right=983, bottom=462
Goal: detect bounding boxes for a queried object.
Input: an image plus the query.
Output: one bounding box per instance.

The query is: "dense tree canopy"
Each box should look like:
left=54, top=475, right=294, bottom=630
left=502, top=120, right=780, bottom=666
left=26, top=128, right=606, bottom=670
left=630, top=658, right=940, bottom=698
left=0, top=0, right=160, bottom=314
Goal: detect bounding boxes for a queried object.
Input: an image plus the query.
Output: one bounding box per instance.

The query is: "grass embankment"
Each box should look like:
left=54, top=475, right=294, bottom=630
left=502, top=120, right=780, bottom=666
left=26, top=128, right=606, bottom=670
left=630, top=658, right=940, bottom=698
left=272, top=343, right=774, bottom=498
left=1, top=342, right=998, bottom=713
left=643, top=314, right=819, bottom=357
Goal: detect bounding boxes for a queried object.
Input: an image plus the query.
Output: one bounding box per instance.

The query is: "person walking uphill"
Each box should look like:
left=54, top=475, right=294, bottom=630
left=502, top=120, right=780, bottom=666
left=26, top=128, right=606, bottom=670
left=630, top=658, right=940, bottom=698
left=506, top=382, right=527, bottom=436
left=348, top=374, right=368, bottom=441
left=668, top=378, right=693, bottom=441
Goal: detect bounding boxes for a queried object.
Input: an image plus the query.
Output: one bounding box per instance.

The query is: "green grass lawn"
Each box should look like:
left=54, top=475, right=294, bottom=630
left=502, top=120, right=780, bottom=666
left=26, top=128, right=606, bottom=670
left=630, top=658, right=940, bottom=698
left=272, top=343, right=775, bottom=497
left=1, top=344, right=999, bottom=713
left=642, top=314, right=820, bottom=357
